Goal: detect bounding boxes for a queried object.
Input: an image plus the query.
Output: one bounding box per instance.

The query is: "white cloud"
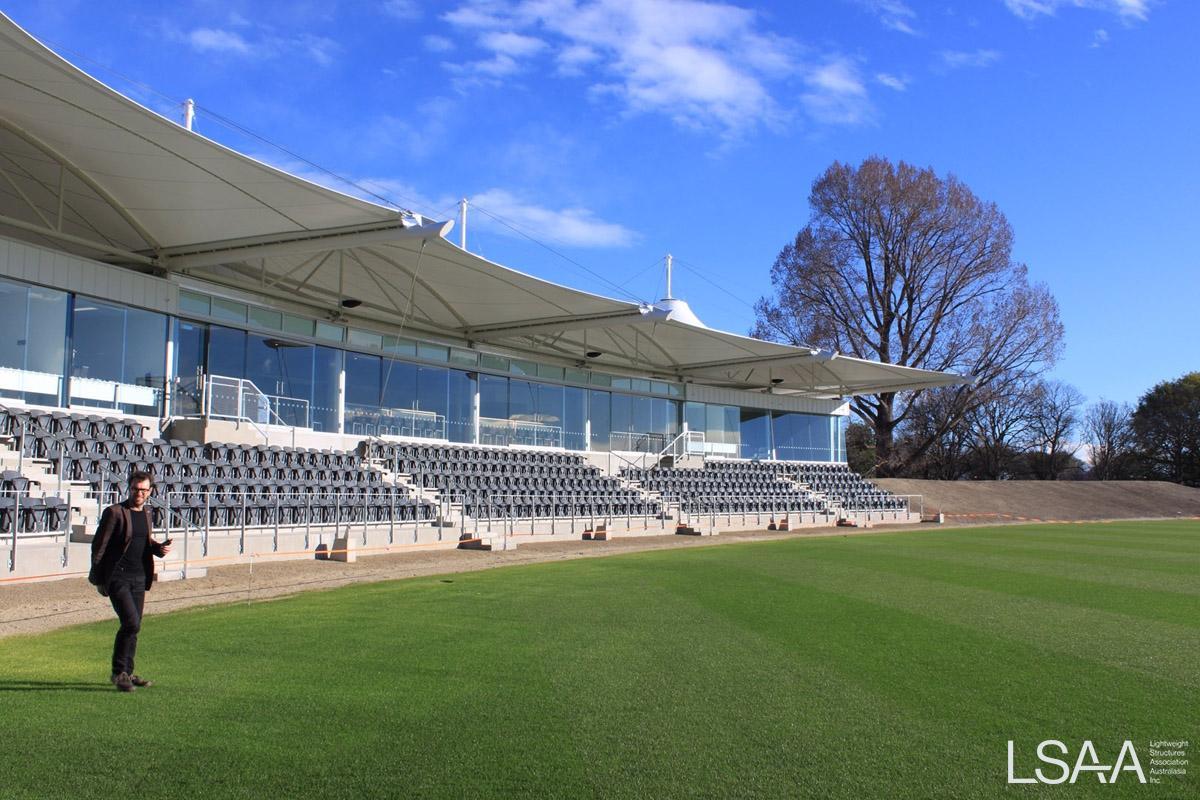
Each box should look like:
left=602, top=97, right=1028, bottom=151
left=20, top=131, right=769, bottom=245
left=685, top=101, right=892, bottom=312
left=440, top=0, right=808, bottom=137
left=471, top=188, right=637, bottom=247
left=1091, top=28, right=1110, bottom=47
left=446, top=52, right=521, bottom=79
left=852, top=0, right=920, bottom=35
left=245, top=150, right=636, bottom=248
left=1003, top=0, right=1152, bottom=22
left=802, top=58, right=871, bottom=124
left=359, top=97, right=456, bottom=161
left=178, top=24, right=337, bottom=66
left=557, top=44, right=599, bottom=75
left=480, top=31, right=546, bottom=57
left=298, top=34, right=339, bottom=66
left=423, top=34, right=455, bottom=52
left=875, top=72, right=908, bottom=91
left=382, top=0, right=422, bottom=20
left=940, top=49, right=1002, bottom=69
left=188, top=28, right=252, bottom=55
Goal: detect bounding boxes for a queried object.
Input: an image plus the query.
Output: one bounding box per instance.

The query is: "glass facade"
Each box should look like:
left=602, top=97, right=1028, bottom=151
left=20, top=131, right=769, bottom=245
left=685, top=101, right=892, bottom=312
left=740, top=409, right=772, bottom=461
left=70, top=297, right=167, bottom=416
left=0, top=277, right=68, bottom=406
left=773, top=412, right=838, bottom=462
left=0, top=274, right=848, bottom=460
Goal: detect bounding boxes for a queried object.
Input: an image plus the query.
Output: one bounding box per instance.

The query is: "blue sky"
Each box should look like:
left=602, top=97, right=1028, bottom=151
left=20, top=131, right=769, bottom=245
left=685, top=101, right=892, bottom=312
left=6, top=0, right=1196, bottom=406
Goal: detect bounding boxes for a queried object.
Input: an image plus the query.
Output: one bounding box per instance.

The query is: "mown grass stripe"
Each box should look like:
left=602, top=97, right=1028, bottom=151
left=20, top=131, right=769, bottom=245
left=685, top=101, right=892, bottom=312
left=0, top=521, right=1195, bottom=799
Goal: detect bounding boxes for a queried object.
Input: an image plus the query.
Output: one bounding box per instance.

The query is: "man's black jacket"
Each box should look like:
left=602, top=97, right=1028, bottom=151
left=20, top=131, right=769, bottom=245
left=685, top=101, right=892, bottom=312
left=89, top=501, right=166, bottom=591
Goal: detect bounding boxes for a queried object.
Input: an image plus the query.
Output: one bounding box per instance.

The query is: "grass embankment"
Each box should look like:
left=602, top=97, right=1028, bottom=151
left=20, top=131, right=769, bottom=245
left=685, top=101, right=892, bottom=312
left=2, top=521, right=1197, bottom=799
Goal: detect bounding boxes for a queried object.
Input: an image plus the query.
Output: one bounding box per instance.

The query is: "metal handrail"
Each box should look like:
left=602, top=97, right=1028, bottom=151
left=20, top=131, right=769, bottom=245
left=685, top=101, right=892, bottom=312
left=478, top=416, right=564, bottom=448
left=203, top=374, right=307, bottom=446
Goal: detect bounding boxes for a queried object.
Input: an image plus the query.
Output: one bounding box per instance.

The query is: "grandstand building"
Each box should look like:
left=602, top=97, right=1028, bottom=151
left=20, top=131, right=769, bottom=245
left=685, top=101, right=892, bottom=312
left=0, top=14, right=964, bottom=579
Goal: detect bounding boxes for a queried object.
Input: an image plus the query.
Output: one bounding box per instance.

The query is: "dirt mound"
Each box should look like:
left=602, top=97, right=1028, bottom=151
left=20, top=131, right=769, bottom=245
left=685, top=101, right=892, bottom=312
left=873, top=479, right=1200, bottom=522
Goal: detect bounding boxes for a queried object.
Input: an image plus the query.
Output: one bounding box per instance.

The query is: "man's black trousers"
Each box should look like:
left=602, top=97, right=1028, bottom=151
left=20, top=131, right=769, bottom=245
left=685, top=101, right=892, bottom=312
left=108, top=576, right=145, bottom=676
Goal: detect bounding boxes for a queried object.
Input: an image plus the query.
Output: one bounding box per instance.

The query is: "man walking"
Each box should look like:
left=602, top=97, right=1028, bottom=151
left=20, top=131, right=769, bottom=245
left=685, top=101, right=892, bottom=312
left=89, top=471, right=172, bottom=692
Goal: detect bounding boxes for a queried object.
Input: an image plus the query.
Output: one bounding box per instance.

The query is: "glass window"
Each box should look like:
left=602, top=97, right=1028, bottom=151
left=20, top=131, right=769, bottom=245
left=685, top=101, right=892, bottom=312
left=282, top=314, right=314, bottom=337
left=348, top=328, right=383, bottom=349
left=632, top=396, right=654, bottom=437
left=480, top=353, right=509, bottom=372
left=667, top=383, right=683, bottom=397
left=344, top=352, right=381, bottom=408
left=564, top=386, right=586, bottom=451
left=564, top=368, right=588, bottom=385
left=703, top=404, right=741, bottom=451
left=480, top=374, right=508, bottom=420
left=245, top=334, right=313, bottom=427
left=589, top=372, right=611, bottom=387
left=416, top=366, right=448, bottom=415
left=632, top=378, right=652, bottom=394
left=248, top=306, right=282, bottom=330
left=611, top=393, right=632, bottom=437
left=0, top=279, right=28, bottom=374
left=383, top=335, right=416, bottom=357
left=538, top=364, right=564, bottom=381
left=70, top=299, right=124, bottom=382
left=26, top=286, right=69, bottom=399
left=652, top=398, right=679, bottom=437
left=651, top=381, right=669, bottom=395
left=611, top=377, right=631, bottom=390
left=772, top=412, right=836, bottom=463
left=447, top=369, right=475, bottom=443
left=210, top=297, right=247, bottom=324
left=172, top=320, right=206, bottom=416
left=450, top=348, right=477, bottom=367
left=344, top=351, right=380, bottom=436
left=122, top=307, right=167, bottom=415
left=589, top=390, right=610, bottom=451
left=70, top=298, right=166, bottom=415
left=510, top=359, right=537, bottom=377
left=207, top=326, right=246, bottom=379
left=381, top=359, right=417, bottom=411
left=314, top=321, right=344, bottom=342
left=0, top=278, right=67, bottom=406
left=536, top=381, right=564, bottom=429
left=740, top=409, right=771, bottom=461
left=179, top=290, right=210, bottom=317
left=312, top=346, right=342, bottom=433
left=418, top=342, right=448, bottom=362
left=684, top=402, right=706, bottom=434
left=510, top=379, right=536, bottom=421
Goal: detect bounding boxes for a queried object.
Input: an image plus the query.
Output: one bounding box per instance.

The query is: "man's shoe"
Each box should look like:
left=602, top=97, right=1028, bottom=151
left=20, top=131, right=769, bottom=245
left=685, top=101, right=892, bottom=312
left=129, top=675, right=153, bottom=688
left=111, top=672, right=135, bottom=692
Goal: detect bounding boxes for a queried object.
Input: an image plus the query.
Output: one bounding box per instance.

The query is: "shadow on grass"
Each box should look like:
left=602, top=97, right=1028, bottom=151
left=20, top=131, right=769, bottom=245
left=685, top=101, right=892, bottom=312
left=0, top=680, right=111, bottom=692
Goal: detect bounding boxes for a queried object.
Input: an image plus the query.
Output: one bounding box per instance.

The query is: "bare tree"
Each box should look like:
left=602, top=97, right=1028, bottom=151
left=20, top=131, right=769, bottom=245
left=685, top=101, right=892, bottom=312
left=901, top=387, right=973, bottom=479
left=1083, top=399, right=1136, bottom=480
left=965, top=382, right=1037, bottom=479
left=1024, top=380, right=1085, bottom=480
left=755, top=157, right=1063, bottom=476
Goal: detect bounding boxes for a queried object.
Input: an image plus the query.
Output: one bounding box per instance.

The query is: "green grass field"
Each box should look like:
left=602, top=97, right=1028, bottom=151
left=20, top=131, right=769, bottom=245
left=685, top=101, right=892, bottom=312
left=2, top=521, right=1197, bottom=799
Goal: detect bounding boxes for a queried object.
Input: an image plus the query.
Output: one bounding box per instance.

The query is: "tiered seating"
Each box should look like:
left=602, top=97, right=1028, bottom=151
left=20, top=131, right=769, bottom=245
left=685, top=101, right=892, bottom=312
left=153, top=441, right=437, bottom=530
left=621, top=462, right=822, bottom=513
left=362, top=440, right=657, bottom=520
left=0, top=405, right=436, bottom=532
left=780, top=462, right=906, bottom=511
left=0, top=468, right=69, bottom=533
left=0, top=405, right=75, bottom=534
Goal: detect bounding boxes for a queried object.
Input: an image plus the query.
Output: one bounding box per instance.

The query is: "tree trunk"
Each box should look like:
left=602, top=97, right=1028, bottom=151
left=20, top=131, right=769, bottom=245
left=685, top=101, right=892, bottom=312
left=874, top=394, right=897, bottom=476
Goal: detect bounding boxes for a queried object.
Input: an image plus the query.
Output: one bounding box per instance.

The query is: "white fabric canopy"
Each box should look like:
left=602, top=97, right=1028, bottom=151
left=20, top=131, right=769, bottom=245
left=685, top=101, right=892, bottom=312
left=0, top=12, right=967, bottom=398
